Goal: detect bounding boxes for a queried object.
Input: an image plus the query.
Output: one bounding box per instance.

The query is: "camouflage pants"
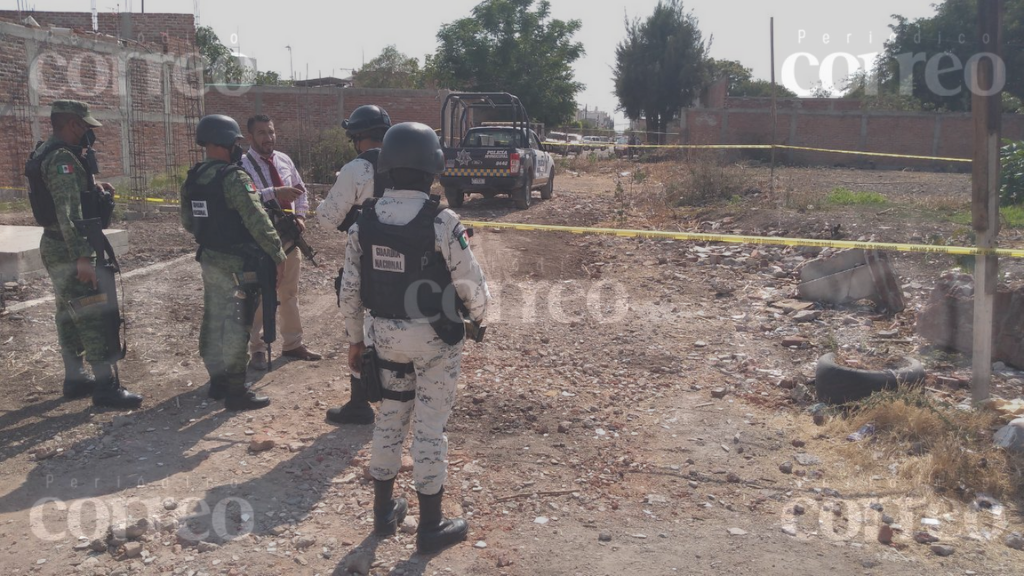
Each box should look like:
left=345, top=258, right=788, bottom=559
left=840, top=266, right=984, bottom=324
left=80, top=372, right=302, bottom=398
left=199, top=251, right=255, bottom=385
left=40, top=236, right=107, bottom=363
left=368, top=318, right=464, bottom=496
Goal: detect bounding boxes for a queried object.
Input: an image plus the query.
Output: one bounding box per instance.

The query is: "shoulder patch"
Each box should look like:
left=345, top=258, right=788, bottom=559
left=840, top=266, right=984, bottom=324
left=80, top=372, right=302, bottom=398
left=454, top=225, right=470, bottom=250
left=58, top=164, right=73, bottom=174
left=244, top=180, right=256, bottom=193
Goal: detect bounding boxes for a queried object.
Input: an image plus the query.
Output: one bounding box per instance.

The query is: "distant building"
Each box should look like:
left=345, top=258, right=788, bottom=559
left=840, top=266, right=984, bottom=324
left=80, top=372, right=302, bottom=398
left=575, top=107, right=611, bottom=129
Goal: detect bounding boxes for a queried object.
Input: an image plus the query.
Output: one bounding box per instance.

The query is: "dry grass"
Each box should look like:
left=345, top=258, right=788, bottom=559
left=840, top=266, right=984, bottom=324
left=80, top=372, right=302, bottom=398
left=825, top=387, right=1024, bottom=502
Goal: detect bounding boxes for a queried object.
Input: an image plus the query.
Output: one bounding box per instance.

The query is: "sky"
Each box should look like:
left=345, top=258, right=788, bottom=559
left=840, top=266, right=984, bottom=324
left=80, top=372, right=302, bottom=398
left=13, top=0, right=944, bottom=126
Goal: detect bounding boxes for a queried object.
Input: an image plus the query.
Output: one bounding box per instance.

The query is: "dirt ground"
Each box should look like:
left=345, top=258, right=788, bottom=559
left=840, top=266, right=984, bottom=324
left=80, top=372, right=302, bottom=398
left=2, top=160, right=1024, bottom=576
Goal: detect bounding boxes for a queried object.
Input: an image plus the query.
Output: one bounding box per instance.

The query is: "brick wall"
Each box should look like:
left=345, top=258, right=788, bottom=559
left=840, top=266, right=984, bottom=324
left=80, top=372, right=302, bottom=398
left=683, top=97, right=1024, bottom=169
left=0, top=10, right=195, bottom=43
left=0, top=17, right=201, bottom=194
left=204, top=86, right=449, bottom=181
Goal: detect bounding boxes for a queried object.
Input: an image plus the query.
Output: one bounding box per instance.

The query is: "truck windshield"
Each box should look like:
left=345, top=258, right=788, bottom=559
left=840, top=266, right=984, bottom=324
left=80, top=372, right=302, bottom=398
left=463, top=129, right=524, bottom=148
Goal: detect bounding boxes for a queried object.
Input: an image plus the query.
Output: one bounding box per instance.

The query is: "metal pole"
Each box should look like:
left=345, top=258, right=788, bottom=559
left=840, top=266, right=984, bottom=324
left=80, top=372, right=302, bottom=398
left=970, top=0, right=1003, bottom=403
left=286, top=46, right=293, bottom=81
left=770, top=17, right=779, bottom=203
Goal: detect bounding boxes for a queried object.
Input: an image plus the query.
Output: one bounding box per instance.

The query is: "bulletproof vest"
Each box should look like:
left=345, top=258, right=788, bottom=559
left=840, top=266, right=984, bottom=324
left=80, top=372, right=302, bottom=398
left=358, top=197, right=455, bottom=320
left=184, top=161, right=257, bottom=253
left=25, top=141, right=113, bottom=229
left=357, top=148, right=395, bottom=198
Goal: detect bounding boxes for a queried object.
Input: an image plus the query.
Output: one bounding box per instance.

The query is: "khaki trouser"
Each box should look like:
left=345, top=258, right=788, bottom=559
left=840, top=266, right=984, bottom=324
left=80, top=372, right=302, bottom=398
left=249, top=245, right=303, bottom=354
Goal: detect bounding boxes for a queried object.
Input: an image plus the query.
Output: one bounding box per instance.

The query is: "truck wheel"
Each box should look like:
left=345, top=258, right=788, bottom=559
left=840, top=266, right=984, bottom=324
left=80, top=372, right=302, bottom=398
left=444, top=187, right=464, bottom=208
left=513, top=176, right=533, bottom=209
left=541, top=169, right=555, bottom=200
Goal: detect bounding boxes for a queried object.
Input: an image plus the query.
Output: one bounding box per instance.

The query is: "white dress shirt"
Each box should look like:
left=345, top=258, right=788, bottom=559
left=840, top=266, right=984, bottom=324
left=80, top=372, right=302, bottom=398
left=240, top=149, right=310, bottom=217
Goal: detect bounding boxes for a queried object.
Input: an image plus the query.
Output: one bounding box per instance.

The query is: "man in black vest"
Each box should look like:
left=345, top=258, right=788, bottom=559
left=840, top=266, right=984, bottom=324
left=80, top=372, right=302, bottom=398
left=338, top=122, right=490, bottom=553
left=317, top=104, right=393, bottom=425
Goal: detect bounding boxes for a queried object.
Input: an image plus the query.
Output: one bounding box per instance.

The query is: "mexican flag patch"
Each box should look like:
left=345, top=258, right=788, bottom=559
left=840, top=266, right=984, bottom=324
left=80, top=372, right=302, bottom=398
left=244, top=181, right=256, bottom=193
left=59, top=164, right=73, bottom=174
left=456, top=229, right=469, bottom=250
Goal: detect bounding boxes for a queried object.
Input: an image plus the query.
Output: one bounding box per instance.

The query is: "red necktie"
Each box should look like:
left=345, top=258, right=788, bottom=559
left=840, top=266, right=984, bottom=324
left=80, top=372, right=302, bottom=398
left=262, top=155, right=291, bottom=210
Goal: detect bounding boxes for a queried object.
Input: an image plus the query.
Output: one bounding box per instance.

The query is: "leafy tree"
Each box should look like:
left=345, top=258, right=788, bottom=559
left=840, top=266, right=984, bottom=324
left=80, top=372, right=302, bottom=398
left=708, top=58, right=797, bottom=98
left=195, top=25, right=246, bottom=84
left=431, top=0, right=585, bottom=126
left=254, top=70, right=288, bottom=86
left=872, top=0, right=1024, bottom=112
left=355, top=45, right=425, bottom=89
left=614, top=0, right=709, bottom=143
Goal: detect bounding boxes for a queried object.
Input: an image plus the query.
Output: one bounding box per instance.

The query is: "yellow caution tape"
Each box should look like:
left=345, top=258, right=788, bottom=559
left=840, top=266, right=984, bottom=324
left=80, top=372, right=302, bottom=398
left=544, top=141, right=972, bottom=163
left=460, top=220, right=1024, bottom=259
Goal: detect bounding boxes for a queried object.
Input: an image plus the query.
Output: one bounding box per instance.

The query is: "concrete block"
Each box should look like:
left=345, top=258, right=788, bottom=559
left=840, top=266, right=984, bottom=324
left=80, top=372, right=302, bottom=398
left=0, top=225, right=129, bottom=282
left=797, top=249, right=904, bottom=313
left=798, top=265, right=877, bottom=303
left=799, top=249, right=867, bottom=283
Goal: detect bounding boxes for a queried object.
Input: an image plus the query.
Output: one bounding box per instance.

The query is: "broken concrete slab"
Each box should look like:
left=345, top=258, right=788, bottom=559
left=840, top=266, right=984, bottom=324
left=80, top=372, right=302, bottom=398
left=995, top=418, right=1024, bottom=452
left=797, top=249, right=904, bottom=313
left=917, top=272, right=1024, bottom=370
left=0, top=225, right=128, bottom=282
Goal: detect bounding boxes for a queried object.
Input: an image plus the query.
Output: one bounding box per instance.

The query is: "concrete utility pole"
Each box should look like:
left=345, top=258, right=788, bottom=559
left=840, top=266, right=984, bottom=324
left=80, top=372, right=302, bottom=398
left=970, top=0, right=1003, bottom=403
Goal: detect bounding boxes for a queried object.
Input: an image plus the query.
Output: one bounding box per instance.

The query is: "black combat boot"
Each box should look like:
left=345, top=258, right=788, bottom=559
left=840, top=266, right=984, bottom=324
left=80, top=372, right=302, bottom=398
left=373, top=477, right=408, bottom=537
left=207, top=374, right=228, bottom=401
left=416, top=488, right=468, bottom=554
left=91, top=362, right=143, bottom=410
left=223, top=375, right=270, bottom=411
left=62, top=351, right=96, bottom=399
left=326, top=375, right=375, bottom=425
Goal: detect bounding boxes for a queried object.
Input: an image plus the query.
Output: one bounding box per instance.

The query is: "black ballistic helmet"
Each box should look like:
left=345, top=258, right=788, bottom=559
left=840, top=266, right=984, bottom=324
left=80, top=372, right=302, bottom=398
left=342, top=105, right=392, bottom=139
left=196, top=114, right=243, bottom=148
left=377, top=122, right=445, bottom=175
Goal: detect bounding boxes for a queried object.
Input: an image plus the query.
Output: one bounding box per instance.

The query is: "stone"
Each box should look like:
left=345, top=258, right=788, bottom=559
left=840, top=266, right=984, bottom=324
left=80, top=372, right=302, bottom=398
left=793, top=504, right=805, bottom=515
left=710, top=388, right=728, bottom=399
left=287, top=442, right=305, bottom=453
left=930, top=544, right=955, bottom=557
left=726, top=472, right=741, bottom=483
left=777, top=377, right=798, bottom=390
left=918, top=273, right=1024, bottom=369
left=248, top=435, right=275, bottom=453
left=33, top=447, right=58, bottom=461
left=792, top=310, right=821, bottom=323
left=1005, top=532, right=1024, bottom=550
left=995, top=418, right=1024, bottom=452
left=791, top=439, right=806, bottom=448
left=124, top=518, right=150, bottom=540
left=645, top=494, right=669, bottom=505
left=196, top=541, right=219, bottom=553
left=781, top=525, right=797, bottom=537
left=878, top=525, right=894, bottom=545
left=558, top=421, right=572, bottom=433
left=779, top=461, right=794, bottom=474
left=782, top=336, right=810, bottom=348
left=598, top=532, right=612, bottom=542
left=89, top=539, right=107, bottom=552
left=914, top=532, right=939, bottom=545
left=400, top=516, right=418, bottom=535
left=794, top=453, right=821, bottom=466
left=292, top=535, right=316, bottom=549
left=474, top=541, right=487, bottom=549
left=162, top=498, right=177, bottom=511
left=122, top=541, right=143, bottom=558
left=727, top=528, right=747, bottom=536
left=343, top=550, right=374, bottom=575
left=400, top=455, right=414, bottom=473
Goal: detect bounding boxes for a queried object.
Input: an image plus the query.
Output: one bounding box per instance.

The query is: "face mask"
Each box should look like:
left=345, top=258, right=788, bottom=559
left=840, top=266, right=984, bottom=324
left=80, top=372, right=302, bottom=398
left=80, top=128, right=96, bottom=149
left=230, top=144, right=244, bottom=164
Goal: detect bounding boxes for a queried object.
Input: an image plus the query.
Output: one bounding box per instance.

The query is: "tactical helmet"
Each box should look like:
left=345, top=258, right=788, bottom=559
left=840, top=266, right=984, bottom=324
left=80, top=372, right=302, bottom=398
left=196, top=114, right=243, bottom=148
left=377, top=122, right=445, bottom=175
left=342, top=105, right=392, bottom=139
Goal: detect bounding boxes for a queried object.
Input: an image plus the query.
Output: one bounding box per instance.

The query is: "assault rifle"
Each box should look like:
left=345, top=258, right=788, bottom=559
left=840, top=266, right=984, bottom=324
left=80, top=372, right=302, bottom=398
left=263, top=198, right=319, bottom=267
left=72, top=217, right=126, bottom=362
left=241, top=246, right=278, bottom=371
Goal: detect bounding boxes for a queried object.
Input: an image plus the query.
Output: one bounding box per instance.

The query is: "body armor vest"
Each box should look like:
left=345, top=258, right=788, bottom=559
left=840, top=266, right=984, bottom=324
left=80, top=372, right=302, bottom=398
left=357, top=197, right=455, bottom=320
left=184, top=161, right=256, bottom=253
left=25, top=141, right=114, bottom=229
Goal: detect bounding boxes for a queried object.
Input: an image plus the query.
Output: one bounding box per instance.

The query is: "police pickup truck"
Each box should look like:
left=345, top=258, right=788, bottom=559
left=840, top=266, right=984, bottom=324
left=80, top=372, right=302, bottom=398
left=438, top=92, right=554, bottom=210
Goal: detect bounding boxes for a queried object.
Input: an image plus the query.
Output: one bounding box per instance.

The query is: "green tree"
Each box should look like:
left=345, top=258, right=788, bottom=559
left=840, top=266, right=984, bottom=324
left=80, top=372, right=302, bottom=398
left=355, top=45, right=425, bottom=89
left=254, top=70, right=288, bottom=86
left=195, top=25, right=246, bottom=84
left=872, top=0, right=1024, bottom=112
left=707, top=58, right=796, bottom=98
left=614, top=0, right=709, bottom=143
left=431, top=0, right=585, bottom=126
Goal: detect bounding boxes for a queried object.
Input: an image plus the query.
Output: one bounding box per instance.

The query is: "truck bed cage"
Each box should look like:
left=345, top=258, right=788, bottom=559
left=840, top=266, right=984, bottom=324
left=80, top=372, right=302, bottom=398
left=440, top=92, right=533, bottom=149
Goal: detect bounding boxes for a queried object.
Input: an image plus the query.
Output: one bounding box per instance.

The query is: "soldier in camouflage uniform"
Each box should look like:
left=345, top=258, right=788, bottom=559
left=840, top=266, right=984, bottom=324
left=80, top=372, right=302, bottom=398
left=339, top=122, right=490, bottom=553
left=180, top=115, right=286, bottom=411
left=33, top=100, right=142, bottom=409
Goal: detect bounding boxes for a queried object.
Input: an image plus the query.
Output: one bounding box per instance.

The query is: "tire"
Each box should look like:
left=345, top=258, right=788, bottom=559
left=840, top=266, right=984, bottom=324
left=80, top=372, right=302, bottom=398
left=541, top=169, right=554, bottom=200
left=814, top=353, right=926, bottom=405
left=513, top=175, right=532, bottom=209
left=444, top=187, right=464, bottom=208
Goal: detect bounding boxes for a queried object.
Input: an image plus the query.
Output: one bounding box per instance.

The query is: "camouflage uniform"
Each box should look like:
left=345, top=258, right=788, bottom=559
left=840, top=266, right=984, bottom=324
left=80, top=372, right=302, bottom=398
left=339, top=189, right=490, bottom=496
left=180, top=160, right=286, bottom=389
left=37, top=135, right=108, bottom=363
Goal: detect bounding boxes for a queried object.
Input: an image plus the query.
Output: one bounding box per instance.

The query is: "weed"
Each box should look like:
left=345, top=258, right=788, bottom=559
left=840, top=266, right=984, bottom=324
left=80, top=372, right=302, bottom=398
left=0, top=199, right=30, bottom=213
left=825, top=187, right=888, bottom=206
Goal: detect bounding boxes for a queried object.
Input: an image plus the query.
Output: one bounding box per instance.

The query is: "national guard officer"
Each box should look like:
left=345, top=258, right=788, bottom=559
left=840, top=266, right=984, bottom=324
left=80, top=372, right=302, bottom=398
left=338, top=122, right=490, bottom=553
left=317, top=104, right=393, bottom=425
left=180, top=114, right=286, bottom=411
left=27, top=100, right=141, bottom=409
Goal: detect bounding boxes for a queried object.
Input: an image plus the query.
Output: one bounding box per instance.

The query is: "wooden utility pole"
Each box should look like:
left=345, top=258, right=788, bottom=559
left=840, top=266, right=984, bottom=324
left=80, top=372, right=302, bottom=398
left=971, top=0, right=1003, bottom=403
left=770, top=17, right=778, bottom=201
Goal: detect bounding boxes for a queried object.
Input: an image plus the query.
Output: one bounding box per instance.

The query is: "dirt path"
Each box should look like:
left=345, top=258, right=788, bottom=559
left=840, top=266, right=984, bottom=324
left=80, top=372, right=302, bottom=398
left=1, top=166, right=1022, bottom=575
